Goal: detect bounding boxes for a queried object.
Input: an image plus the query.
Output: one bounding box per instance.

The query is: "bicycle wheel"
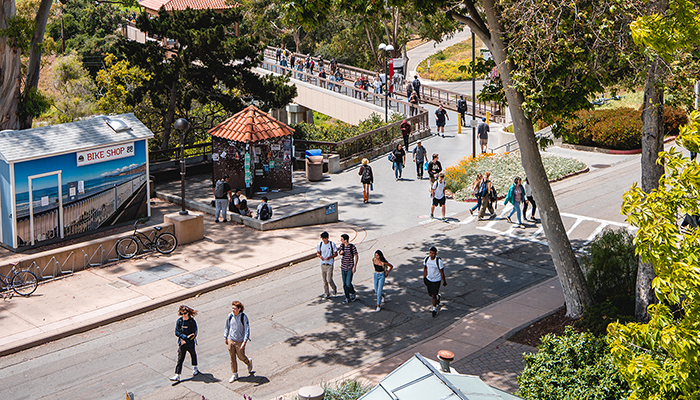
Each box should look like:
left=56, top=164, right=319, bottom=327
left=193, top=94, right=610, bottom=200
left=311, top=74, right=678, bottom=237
left=155, top=233, right=178, bottom=254
left=117, top=237, right=140, bottom=259
left=11, top=270, right=38, bottom=296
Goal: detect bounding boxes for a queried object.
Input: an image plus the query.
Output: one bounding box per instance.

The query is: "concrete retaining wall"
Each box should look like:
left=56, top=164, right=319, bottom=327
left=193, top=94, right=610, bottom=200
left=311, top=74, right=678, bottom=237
left=339, top=129, right=433, bottom=171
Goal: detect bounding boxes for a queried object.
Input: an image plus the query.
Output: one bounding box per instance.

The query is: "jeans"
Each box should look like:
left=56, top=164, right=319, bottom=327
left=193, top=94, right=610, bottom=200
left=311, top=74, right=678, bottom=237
left=508, top=200, right=523, bottom=225
left=471, top=195, right=482, bottom=211
left=373, top=272, right=385, bottom=306
left=175, top=344, right=197, bottom=374
left=416, top=161, right=424, bottom=178
left=320, top=263, right=337, bottom=296
left=215, top=199, right=229, bottom=221
left=393, top=162, right=403, bottom=179
left=341, top=269, right=355, bottom=300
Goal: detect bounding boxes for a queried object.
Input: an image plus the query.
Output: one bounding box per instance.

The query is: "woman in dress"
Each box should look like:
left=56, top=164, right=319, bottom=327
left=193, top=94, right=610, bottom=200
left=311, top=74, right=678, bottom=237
left=469, top=173, right=483, bottom=216
left=170, top=305, right=199, bottom=382
left=359, top=158, right=374, bottom=204
left=504, top=176, right=525, bottom=228
left=371, top=250, right=394, bottom=312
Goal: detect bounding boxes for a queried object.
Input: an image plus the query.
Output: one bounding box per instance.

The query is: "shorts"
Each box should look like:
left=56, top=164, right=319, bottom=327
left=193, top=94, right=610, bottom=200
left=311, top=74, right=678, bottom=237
left=436, top=121, right=446, bottom=128
left=479, top=137, right=488, bottom=146
left=432, top=196, right=446, bottom=206
left=424, top=277, right=441, bottom=296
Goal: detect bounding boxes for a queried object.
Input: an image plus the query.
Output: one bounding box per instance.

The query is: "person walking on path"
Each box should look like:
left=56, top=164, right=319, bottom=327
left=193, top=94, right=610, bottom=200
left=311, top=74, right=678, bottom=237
left=412, top=140, right=428, bottom=180
left=316, top=231, right=338, bottom=299
left=338, top=234, right=359, bottom=303
left=412, top=75, right=421, bottom=101
left=213, top=175, right=232, bottom=223
left=400, top=119, right=411, bottom=150
left=224, top=301, right=253, bottom=383
left=435, top=105, right=449, bottom=137
left=359, top=158, right=374, bottom=203
left=477, top=117, right=490, bottom=153
left=522, top=177, right=537, bottom=221
left=427, top=153, right=442, bottom=184
left=457, top=95, right=468, bottom=126
left=371, top=250, right=394, bottom=312
left=406, top=79, right=414, bottom=100
left=478, top=171, right=495, bottom=220
left=391, top=143, right=406, bottom=180
left=469, top=173, right=483, bottom=216
left=409, top=91, right=419, bottom=116
left=504, top=176, right=525, bottom=228
left=423, top=247, right=447, bottom=318
left=170, top=305, right=199, bottom=382
left=431, top=173, right=447, bottom=220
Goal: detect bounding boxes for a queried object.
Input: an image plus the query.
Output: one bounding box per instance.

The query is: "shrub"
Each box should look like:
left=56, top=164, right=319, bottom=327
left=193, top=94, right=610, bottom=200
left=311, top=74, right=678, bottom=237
left=580, top=229, right=638, bottom=303
left=575, top=295, right=635, bottom=337
left=292, top=112, right=403, bottom=142
left=664, top=106, right=689, bottom=137
left=517, top=327, right=630, bottom=400
left=321, top=379, right=371, bottom=400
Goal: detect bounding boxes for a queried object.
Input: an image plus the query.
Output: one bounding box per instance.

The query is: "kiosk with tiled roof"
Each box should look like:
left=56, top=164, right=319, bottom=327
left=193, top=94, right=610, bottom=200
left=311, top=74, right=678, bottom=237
left=208, top=106, right=294, bottom=195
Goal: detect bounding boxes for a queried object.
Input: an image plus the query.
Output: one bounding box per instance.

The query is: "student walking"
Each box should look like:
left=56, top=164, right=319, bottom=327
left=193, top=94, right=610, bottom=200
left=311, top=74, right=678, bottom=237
left=522, top=177, right=537, bottom=221
left=359, top=158, right=374, bottom=204
left=213, top=175, right=232, bottom=223
left=316, top=231, right=338, bottom=299
left=409, top=91, right=419, bottom=116
left=391, top=143, right=406, bottom=180
left=504, top=176, right=525, bottom=228
left=400, top=119, right=411, bottom=151
left=412, top=141, right=428, bottom=180
left=435, top=105, right=449, bottom=137
left=338, top=234, right=359, bottom=303
left=469, top=173, right=483, bottom=216
left=170, top=305, right=199, bottom=382
left=477, top=117, right=490, bottom=153
left=478, top=171, right=495, bottom=220
left=431, top=173, right=447, bottom=220
left=371, top=250, right=394, bottom=312
left=224, top=301, right=253, bottom=383
left=423, top=247, right=447, bottom=318
left=427, top=154, right=442, bottom=184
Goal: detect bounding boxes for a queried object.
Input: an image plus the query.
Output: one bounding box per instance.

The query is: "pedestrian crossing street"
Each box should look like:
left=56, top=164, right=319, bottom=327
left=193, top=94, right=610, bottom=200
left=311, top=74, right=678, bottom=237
left=419, top=205, right=636, bottom=251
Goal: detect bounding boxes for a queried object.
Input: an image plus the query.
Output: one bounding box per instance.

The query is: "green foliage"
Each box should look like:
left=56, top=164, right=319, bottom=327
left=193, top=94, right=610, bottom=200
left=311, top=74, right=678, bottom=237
left=517, top=327, right=630, bottom=400
left=18, top=88, right=51, bottom=122
left=0, top=15, right=34, bottom=51
left=48, top=52, right=97, bottom=123
left=581, top=229, right=638, bottom=303
left=293, top=113, right=403, bottom=142
left=608, top=111, right=700, bottom=400
left=630, top=0, right=700, bottom=61
left=558, top=107, right=688, bottom=150
left=576, top=295, right=635, bottom=337
left=320, top=379, right=371, bottom=400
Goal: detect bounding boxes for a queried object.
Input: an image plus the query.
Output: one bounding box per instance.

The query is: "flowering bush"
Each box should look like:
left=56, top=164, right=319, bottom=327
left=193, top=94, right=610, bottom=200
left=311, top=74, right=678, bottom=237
left=446, top=152, right=586, bottom=201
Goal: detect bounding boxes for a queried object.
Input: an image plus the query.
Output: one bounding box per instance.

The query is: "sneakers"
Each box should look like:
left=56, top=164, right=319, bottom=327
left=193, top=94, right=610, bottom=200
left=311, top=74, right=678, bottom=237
left=469, top=209, right=474, bottom=216
left=215, top=220, right=220, bottom=223
left=506, top=216, right=513, bottom=224
left=170, top=374, right=181, bottom=382
left=382, top=293, right=386, bottom=303
left=436, top=294, right=441, bottom=306
left=374, top=306, right=381, bottom=312
left=432, top=308, right=437, bottom=318
left=192, top=366, right=200, bottom=376
left=430, top=214, right=434, bottom=219
left=332, top=288, right=337, bottom=297
left=229, top=373, right=239, bottom=383
left=342, top=298, right=349, bottom=304
left=247, top=358, right=254, bottom=375
left=322, top=294, right=329, bottom=299
left=350, top=295, right=357, bottom=302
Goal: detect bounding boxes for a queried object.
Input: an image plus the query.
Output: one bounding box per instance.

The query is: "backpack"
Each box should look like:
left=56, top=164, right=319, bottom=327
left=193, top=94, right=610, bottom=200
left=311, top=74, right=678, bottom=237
left=478, top=181, right=488, bottom=197
left=259, top=203, right=271, bottom=220
left=413, top=79, right=421, bottom=90
left=361, top=165, right=372, bottom=181
left=490, top=186, right=498, bottom=205
left=423, top=256, right=442, bottom=267
left=388, top=153, right=396, bottom=162
left=215, top=180, right=225, bottom=198
left=457, top=99, right=467, bottom=112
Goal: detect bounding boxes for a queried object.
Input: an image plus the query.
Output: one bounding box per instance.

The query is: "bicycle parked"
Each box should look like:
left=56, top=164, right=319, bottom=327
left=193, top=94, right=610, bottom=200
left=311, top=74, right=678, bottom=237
left=116, top=218, right=178, bottom=259
left=1, top=263, right=39, bottom=298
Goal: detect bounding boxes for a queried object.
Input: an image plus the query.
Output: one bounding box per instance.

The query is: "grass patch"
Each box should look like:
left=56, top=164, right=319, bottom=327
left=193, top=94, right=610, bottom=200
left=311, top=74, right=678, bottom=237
left=593, top=90, right=643, bottom=110
left=313, top=110, right=341, bottom=128
left=445, top=152, right=586, bottom=201
left=416, top=39, right=484, bottom=82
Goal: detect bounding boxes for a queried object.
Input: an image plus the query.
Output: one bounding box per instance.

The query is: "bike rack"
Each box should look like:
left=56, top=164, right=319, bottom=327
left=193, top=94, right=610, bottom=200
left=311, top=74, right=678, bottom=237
left=83, top=241, right=120, bottom=268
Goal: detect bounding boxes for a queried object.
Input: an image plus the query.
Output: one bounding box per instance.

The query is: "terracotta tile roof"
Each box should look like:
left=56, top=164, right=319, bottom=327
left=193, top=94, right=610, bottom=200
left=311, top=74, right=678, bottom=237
left=208, top=106, right=294, bottom=143
left=139, top=0, right=232, bottom=12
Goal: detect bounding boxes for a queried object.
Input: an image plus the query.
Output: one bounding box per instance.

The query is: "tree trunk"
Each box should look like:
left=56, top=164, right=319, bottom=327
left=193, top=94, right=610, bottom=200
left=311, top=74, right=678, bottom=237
left=0, top=0, right=21, bottom=131
left=161, top=82, right=178, bottom=150
left=19, top=0, right=53, bottom=129
left=636, top=56, right=665, bottom=322
left=481, top=0, right=593, bottom=317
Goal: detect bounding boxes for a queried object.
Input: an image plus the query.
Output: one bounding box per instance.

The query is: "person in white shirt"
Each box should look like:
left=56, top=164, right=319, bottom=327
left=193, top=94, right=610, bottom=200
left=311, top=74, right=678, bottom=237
left=522, top=177, right=537, bottom=221
left=316, top=231, right=338, bottom=299
left=423, top=247, right=447, bottom=317
left=431, top=173, right=447, bottom=220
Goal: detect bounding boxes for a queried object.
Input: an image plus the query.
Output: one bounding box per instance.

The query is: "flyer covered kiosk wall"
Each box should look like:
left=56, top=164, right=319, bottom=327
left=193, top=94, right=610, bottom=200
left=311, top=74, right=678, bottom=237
left=0, top=114, right=154, bottom=249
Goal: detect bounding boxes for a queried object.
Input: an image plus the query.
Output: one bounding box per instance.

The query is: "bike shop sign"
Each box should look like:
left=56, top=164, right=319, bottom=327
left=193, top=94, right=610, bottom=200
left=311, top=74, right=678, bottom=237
left=76, top=142, right=135, bottom=166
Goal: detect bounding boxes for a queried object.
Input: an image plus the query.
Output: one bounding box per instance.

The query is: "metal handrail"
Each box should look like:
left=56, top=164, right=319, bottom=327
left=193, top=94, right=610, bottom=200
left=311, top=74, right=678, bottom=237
left=488, top=125, right=554, bottom=154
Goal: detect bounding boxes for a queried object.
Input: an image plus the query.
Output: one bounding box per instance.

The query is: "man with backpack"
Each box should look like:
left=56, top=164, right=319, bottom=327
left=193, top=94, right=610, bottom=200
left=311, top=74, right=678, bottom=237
left=213, top=175, right=232, bottom=223
left=256, top=196, right=273, bottom=221
left=423, top=246, right=446, bottom=318
left=478, top=171, right=496, bottom=220
left=457, top=95, right=468, bottom=126
left=316, top=231, right=338, bottom=299
left=412, top=75, right=421, bottom=101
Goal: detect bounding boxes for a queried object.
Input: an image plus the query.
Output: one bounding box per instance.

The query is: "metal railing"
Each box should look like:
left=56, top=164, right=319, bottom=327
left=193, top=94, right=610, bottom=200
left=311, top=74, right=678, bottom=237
left=264, top=47, right=505, bottom=122
left=149, top=142, right=212, bottom=163
left=489, top=125, right=554, bottom=154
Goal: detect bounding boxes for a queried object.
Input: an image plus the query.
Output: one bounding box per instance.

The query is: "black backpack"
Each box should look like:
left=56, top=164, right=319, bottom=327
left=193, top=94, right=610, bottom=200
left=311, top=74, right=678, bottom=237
left=457, top=99, right=467, bottom=112
left=361, top=165, right=372, bottom=181
left=214, top=180, right=225, bottom=198
left=259, top=203, right=271, bottom=220
left=490, top=186, right=498, bottom=201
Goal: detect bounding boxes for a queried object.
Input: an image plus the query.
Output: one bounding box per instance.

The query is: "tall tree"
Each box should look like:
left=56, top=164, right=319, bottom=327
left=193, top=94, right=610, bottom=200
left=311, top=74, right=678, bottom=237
left=0, top=0, right=23, bottom=129
left=119, top=7, right=296, bottom=149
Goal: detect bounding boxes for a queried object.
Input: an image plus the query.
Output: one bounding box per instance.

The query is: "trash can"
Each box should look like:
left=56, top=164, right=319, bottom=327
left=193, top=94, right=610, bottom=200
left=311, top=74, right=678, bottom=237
left=306, top=155, right=324, bottom=181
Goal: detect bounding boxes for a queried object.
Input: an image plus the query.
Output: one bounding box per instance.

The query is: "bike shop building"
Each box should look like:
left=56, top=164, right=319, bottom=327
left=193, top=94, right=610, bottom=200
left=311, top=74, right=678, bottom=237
left=0, top=114, right=154, bottom=250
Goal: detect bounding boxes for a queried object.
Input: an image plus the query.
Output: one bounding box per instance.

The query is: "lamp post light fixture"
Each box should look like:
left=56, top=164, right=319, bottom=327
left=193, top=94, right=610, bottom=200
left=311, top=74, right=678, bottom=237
left=174, top=118, right=190, bottom=215
left=378, top=43, right=394, bottom=122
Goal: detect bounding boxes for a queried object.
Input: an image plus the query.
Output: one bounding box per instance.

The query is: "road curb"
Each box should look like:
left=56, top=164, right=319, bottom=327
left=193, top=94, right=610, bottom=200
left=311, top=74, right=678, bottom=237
left=0, top=251, right=317, bottom=357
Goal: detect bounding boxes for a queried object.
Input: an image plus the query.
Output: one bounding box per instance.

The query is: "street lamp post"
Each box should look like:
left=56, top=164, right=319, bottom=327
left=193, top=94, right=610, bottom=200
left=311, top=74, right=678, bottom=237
left=378, top=43, right=395, bottom=122
left=174, top=118, right=190, bottom=215
left=472, top=31, right=476, bottom=158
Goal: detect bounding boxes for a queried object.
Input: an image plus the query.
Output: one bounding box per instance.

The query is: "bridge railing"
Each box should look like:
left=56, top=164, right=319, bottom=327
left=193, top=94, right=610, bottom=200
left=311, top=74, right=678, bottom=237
left=149, top=142, right=212, bottom=163
left=263, top=47, right=505, bottom=123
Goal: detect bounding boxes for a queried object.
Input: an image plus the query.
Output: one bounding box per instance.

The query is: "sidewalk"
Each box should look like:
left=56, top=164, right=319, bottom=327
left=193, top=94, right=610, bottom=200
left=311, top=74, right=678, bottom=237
left=0, top=199, right=366, bottom=356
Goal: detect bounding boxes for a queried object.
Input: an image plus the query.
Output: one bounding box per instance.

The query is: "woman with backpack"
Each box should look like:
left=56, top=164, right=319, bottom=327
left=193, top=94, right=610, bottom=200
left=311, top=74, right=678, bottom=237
left=478, top=171, right=495, bottom=220
left=469, top=173, right=483, bottom=216
left=359, top=158, right=373, bottom=204
left=504, top=176, right=525, bottom=228
left=371, top=250, right=394, bottom=312
left=170, top=305, right=199, bottom=382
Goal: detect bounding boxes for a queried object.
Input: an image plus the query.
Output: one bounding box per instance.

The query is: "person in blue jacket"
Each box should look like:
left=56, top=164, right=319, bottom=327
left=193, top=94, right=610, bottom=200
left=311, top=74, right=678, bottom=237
left=170, top=305, right=199, bottom=381
left=504, top=176, right=525, bottom=228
